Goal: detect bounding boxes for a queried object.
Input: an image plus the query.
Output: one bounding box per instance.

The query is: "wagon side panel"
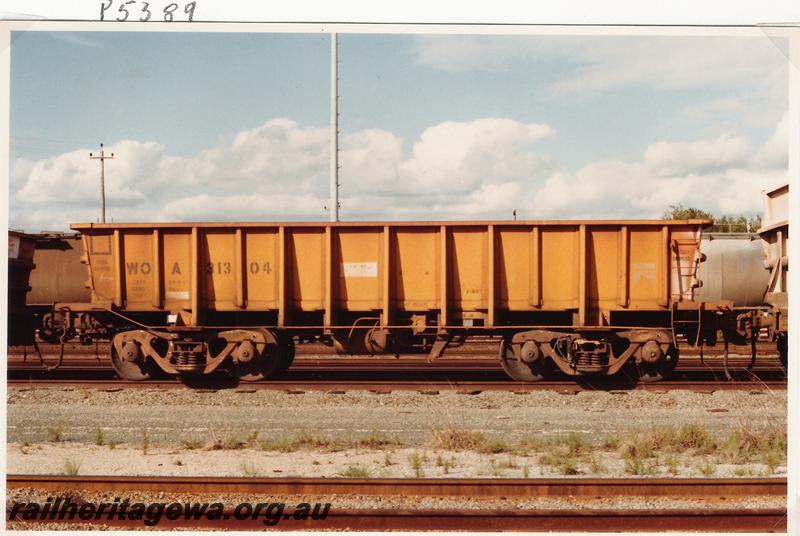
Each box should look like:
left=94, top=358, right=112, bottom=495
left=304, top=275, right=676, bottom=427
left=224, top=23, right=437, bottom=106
left=392, top=227, right=439, bottom=312
left=335, top=227, right=382, bottom=311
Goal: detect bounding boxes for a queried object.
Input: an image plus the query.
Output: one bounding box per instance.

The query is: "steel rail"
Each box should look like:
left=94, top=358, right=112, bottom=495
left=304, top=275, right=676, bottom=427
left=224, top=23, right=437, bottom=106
left=8, top=342, right=780, bottom=357
left=6, top=507, right=787, bottom=532
left=6, top=475, right=786, bottom=497
left=7, top=356, right=786, bottom=378
left=5, top=377, right=787, bottom=392
left=7, top=476, right=786, bottom=531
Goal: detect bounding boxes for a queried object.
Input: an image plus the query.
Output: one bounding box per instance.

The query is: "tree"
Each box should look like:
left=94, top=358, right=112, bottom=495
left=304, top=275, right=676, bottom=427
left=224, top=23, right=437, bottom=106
left=663, top=204, right=713, bottom=220
left=663, top=204, right=761, bottom=232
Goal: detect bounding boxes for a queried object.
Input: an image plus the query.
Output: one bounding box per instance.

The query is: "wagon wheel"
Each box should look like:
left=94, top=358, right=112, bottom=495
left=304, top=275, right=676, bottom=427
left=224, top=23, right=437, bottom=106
left=110, top=334, right=152, bottom=381
left=777, top=333, right=787, bottom=370
left=232, top=330, right=283, bottom=382
left=636, top=344, right=679, bottom=383
left=499, top=337, right=547, bottom=382
left=274, top=335, right=296, bottom=376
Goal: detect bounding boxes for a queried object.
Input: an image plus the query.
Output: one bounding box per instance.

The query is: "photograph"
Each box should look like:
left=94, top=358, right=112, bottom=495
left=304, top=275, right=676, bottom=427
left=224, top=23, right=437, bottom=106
left=4, top=20, right=795, bottom=532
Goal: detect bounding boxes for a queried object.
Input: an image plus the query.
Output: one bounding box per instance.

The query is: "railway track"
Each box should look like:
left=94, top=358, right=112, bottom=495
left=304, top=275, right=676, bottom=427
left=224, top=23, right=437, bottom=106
left=8, top=346, right=786, bottom=391
left=7, top=355, right=786, bottom=371
left=7, top=476, right=787, bottom=531
left=7, top=351, right=787, bottom=377
left=9, top=340, right=781, bottom=359
left=6, top=375, right=786, bottom=392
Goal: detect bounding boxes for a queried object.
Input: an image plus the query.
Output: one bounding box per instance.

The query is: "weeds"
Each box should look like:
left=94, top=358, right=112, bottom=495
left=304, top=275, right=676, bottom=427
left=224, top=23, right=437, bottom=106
left=383, top=452, right=394, bottom=467
left=676, top=423, right=715, bottom=453
left=358, top=431, right=399, bottom=449
left=258, top=432, right=332, bottom=453
left=488, top=459, right=505, bottom=476
left=241, top=460, right=258, bottom=477
left=409, top=451, right=426, bottom=477
left=539, top=449, right=580, bottom=475
left=499, top=455, right=518, bottom=469
left=587, top=453, right=606, bottom=475
left=620, top=439, right=656, bottom=476
left=64, top=458, right=81, bottom=476
left=94, top=428, right=105, bottom=446
left=601, top=435, right=621, bottom=449
left=698, top=460, right=717, bottom=476
left=664, top=453, right=679, bottom=476
left=141, top=429, right=149, bottom=455
left=647, top=425, right=678, bottom=451
left=47, top=422, right=65, bottom=443
left=211, top=436, right=247, bottom=450
left=181, top=438, right=204, bottom=450
left=563, top=432, right=587, bottom=456
left=430, top=426, right=488, bottom=451
left=761, top=448, right=783, bottom=474
left=436, top=455, right=455, bottom=474
left=340, top=464, right=370, bottom=478
left=481, top=438, right=511, bottom=454
left=733, top=466, right=754, bottom=477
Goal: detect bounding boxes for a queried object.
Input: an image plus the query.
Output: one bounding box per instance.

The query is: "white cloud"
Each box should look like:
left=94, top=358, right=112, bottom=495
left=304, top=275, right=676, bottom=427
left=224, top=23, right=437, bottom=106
left=9, top=117, right=554, bottom=230
left=399, top=118, right=553, bottom=194
left=412, top=35, right=788, bottom=98
left=9, top=112, right=788, bottom=231
left=751, top=110, right=789, bottom=170
left=531, top=116, right=789, bottom=219
left=643, top=134, right=751, bottom=177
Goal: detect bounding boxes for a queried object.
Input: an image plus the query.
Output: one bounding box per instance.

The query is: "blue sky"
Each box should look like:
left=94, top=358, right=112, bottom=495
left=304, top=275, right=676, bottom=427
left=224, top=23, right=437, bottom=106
left=9, top=31, right=790, bottom=230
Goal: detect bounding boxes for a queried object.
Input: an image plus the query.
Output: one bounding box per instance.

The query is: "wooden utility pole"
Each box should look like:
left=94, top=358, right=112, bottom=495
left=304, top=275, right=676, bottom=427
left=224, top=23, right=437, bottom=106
left=89, top=143, right=114, bottom=223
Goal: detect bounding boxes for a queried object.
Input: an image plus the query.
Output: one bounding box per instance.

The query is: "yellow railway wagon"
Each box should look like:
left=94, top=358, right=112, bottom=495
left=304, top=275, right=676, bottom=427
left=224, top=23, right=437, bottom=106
left=66, top=220, right=715, bottom=382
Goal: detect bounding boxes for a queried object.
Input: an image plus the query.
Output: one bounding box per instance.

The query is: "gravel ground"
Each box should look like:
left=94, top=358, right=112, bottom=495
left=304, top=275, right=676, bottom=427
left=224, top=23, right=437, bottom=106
left=6, top=443, right=787, bottom=479
left=6, top=386, right=786, bottom=480
left=7, top=387, right=786, bottom=445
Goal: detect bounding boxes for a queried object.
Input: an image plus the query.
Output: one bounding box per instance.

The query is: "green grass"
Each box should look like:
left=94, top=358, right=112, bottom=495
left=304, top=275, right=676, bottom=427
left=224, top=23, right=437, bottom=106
left=181, top=438, right=204, bottom=450
left=601, top=435, right=621, bottom=449
left=141, top=429, right=150, bottom=455
left=408, top=451, right=426, bottom=477
left=676, top=423, right=715, bottom=453
left=620, top=439, right=657, bottom=476
left=259, top=432, right=333, bottom=453
left=340, top=464, right=370, bottom=478
left=587, top=453, right=606, bottom=475
left=664, top=453, right=679, bottom=476
left=64, top=459, right=81, bottom=476
left=436, top=455, right=456, bottom=474
left=430, top=427, right=488, bottom=451
left=241, top=460, right=258, bottom=477
left=539, top=448, right=580, bottom=475
left=698, top=460, right=717, bottom=476
left=46, top=422, right=65, bottom=443
left=357, top=431, right=400, bottom=449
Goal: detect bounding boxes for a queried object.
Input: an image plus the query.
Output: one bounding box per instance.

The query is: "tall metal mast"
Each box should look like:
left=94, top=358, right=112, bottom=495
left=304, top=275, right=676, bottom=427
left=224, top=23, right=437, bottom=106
left=330, top=32, right=339, bottom=222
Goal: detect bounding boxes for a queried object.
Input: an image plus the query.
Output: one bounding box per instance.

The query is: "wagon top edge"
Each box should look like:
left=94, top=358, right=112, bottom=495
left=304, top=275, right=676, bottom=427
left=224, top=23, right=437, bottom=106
left=71, top=219, right=713, bottom=231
